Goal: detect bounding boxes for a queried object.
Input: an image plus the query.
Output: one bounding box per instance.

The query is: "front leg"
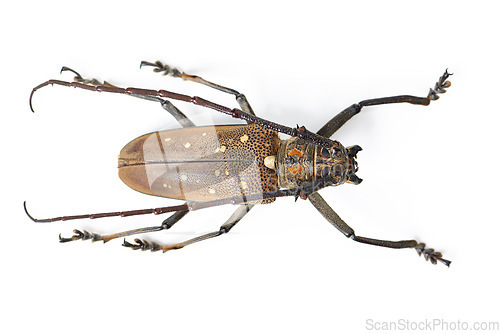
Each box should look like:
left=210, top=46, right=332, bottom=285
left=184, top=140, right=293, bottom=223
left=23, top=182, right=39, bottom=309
left=317, top=70, right=452, bottom=137
left=307, top=192, right=451, bottom=266
left=60, top=67, right=196, bottom=128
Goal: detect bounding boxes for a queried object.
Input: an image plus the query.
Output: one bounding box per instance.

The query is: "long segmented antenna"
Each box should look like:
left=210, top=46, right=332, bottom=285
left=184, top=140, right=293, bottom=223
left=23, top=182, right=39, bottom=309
left=23, top=201, right=189, bottom=223
left=23, top=180, right=331, bottom=223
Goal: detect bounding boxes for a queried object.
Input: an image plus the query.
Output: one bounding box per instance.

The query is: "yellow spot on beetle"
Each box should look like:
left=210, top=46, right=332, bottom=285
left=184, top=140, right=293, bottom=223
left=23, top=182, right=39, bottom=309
left=184, top=142, right=191, bottom=148
left=264, top=156, right=276, bottom=169
left=164, top=137, right=171, bottom=142
left=208, top=188, right=216, bottom=194
left=220, top=145, right=226, bottom=153
left=240, top=134, right=249, bottom=143
left=215, top=170, right=220, bottom=177
left=240, top=181, right=248, bottom=189
left=180, top=175, right=188, bottom=181
left=202, top=132, right=207, bottom=136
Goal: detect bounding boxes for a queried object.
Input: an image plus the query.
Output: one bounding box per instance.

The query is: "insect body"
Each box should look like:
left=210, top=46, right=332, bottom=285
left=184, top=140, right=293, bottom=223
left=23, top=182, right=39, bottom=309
left=25, top=61, right=452, bottom=266
left=118, top=124, right=359, bottom=203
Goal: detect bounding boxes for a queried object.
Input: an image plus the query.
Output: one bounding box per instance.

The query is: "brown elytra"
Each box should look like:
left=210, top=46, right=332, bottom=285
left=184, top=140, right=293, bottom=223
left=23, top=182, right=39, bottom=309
left=118, top=124, right=280, bottom=203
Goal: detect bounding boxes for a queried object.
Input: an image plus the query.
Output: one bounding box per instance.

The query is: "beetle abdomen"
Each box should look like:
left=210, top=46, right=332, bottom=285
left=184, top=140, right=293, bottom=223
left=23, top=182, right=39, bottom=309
left=118, top=124, right=280, bottom=203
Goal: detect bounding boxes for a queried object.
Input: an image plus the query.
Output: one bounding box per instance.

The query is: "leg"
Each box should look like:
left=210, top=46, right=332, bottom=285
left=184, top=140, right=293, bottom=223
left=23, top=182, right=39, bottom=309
left=60, top=67, right=196, bottom=128
left=123, top=204, right=253, bottom=252
left=317, top=70, right=452, bottom=138
left=307, top=192, right=451, bottom=266
left=59, top=210, right=189, bottom=243
left=140, top=60, right=256, bottom=117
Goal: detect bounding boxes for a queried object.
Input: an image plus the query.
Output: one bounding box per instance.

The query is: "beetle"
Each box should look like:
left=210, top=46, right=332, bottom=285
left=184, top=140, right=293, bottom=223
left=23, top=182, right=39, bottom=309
left=25, top=61, right=452, bottom=266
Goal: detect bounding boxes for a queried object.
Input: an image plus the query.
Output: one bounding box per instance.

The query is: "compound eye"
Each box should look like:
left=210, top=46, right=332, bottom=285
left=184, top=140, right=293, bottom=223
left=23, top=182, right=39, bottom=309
left=321, top=166, right=331, bottom=178
left=321, top=147, right=331, bottom=159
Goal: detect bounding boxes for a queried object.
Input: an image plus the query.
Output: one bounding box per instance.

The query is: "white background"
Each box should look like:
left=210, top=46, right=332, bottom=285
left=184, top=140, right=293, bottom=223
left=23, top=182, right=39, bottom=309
left=2, top=1, right=499, bottom=333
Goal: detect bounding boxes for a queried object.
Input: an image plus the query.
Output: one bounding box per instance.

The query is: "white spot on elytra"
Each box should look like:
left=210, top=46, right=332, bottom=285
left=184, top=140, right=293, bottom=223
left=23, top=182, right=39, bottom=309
left=163, top=183, right=168, bottom=188
left=164, top=137, right=171, bottom=142
left=215, top=170, right=220, bottom=177
left=184, top=142, right=191, bottom=148
left=180, top=175, right=188, bottom=181
left=208, top=188, right=216, bottom=194
left=202, top=132, right=207, bottom=136
left=240, top=181, right=248, bottom=189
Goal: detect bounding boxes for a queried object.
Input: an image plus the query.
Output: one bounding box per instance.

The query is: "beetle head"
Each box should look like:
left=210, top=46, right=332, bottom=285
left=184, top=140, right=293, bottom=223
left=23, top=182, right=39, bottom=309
left=315, top=144, right=362, bottom=186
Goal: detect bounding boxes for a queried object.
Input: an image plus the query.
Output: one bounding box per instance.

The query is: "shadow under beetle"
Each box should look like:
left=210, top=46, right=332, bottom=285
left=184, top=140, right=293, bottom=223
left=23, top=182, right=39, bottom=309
left=25, top=61, right=452, bottom=266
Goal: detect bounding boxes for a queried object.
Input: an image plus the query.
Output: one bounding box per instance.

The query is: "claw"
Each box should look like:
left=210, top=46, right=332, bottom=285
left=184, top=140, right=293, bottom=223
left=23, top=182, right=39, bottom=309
left=60, top=66, right=82, bottom=79
left=59, top=229, right=102, bottom=243
left=59, top=229, right=84, bottom=243
left=59, top=233, right=75, bottom=243
left=415, top=243, right=451, bottom=267
left=122, top=238, right=141, bottom=250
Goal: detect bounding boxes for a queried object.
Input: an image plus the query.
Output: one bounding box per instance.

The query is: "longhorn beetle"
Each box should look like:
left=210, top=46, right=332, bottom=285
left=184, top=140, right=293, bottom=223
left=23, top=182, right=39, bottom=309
left=25, top=61, right=452, bottom=266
